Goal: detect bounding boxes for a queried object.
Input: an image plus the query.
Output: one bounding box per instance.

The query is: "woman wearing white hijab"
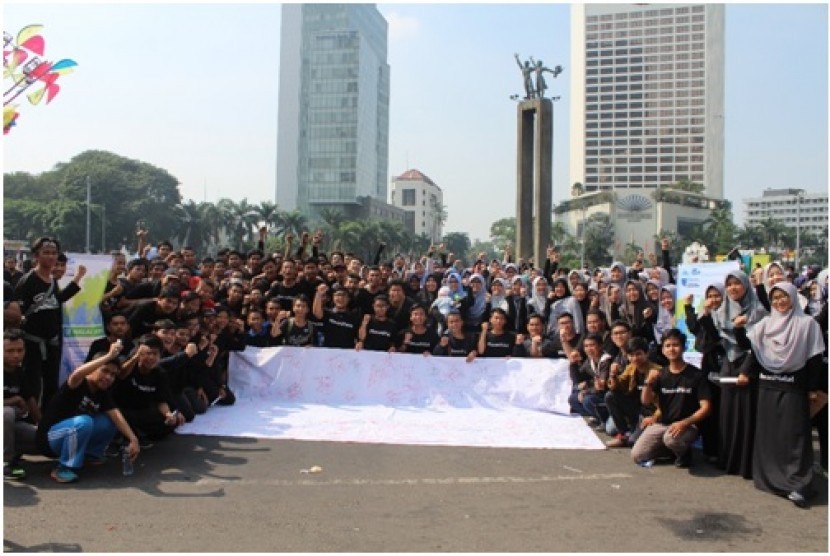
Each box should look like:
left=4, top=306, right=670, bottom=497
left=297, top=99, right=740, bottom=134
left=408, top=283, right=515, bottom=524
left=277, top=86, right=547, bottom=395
left=758, top=261, right=808, bottom=312
left=711, top=269, right=768, bottom=479
left=653, top=284, right=677, bottom=345
left=527, top=276, right=550, bottom=321
left=742, top=282, right=826, bottom=507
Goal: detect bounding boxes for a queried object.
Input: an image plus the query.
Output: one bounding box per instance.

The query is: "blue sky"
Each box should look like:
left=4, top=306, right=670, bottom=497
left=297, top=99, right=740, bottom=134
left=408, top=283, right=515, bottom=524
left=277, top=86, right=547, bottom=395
left=3, top=2, right=827, bottom=242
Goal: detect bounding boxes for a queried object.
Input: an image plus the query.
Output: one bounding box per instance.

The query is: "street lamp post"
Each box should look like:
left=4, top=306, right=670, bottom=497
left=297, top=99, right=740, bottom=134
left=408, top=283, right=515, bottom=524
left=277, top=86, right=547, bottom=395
left=85, top=175, right=91, bottom=253
left=795, top=191, right=803, bottom=271
left=579, top=205, right=586, bottom=270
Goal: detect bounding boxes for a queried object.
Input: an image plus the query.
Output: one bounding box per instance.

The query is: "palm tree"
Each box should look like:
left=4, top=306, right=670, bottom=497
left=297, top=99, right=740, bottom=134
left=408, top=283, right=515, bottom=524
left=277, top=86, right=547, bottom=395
left=337, top=220, right=386, bottom=260
left=429, top=197, right=448, bottom=243
left=174, top=201, right=224, bottom=256
left=216, top=198, right=259, bottom=250
left=318, top=207, right=346, bottom=247
left=582, top=213, right=615, bottom=268
left=276, top=210, right=308, bottom=238
left=756, top=216, right=788, bottom=249
left=699, top=204, right=737, bottom=254
left=254, top=201, right=281, bottom=231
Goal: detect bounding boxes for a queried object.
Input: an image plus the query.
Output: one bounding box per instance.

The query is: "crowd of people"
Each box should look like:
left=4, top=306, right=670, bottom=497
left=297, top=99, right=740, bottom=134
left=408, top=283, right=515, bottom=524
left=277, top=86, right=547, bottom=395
left=3, top=228, right=827, bottom=508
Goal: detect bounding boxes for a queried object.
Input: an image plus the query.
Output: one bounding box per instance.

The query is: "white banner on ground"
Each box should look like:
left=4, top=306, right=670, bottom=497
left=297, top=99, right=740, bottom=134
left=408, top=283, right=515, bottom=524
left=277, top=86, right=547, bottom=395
left=177, top=347, right=606, bottom=450
left=58, top=253, right=112, bottom=384
left=675, top=260, right=739, bottom=368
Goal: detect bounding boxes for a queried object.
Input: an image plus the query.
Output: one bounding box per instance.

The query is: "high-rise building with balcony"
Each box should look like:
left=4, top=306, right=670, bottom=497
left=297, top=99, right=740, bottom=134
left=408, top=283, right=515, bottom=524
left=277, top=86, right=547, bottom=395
left=276, top=4, right=390, bottom=219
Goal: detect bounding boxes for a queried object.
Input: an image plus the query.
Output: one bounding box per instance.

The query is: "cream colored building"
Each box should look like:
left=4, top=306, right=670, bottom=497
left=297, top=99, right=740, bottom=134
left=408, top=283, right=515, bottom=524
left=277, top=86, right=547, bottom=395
left=389, top=169, right=444, bottom=242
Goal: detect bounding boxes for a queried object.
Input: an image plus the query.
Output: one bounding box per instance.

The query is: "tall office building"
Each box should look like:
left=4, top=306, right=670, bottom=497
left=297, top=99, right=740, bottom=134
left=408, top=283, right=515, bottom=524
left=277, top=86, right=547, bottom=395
left=276, top=4, right=390, bottom=218
left=560, top=4, right=725, bottom=257
left=570, top=4, right=725, bottom=197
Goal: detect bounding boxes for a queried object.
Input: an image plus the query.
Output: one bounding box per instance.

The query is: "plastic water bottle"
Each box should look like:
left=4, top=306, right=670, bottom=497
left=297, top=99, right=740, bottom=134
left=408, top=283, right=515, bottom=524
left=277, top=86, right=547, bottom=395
left=121, top=446, right=134, bottom=476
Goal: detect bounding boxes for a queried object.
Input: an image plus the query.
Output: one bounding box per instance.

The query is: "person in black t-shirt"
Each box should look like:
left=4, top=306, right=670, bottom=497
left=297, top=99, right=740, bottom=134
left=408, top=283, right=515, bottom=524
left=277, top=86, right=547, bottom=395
left=357, top=295, right=397, bottom=352
left=433, top=311, right=478, bottom=362
left=127, top=287, right=180, bottom=339
left=312, top=283, right=360, bottom=349
left=398, top=304, right=439, bottom=355
left=387, top=280, right=415, bottom=332
left=477, top=308, right=516, bottom=358
left=36, top=342, right=140, bottom=484
left=267, top=260, right=311, bottom=311
left=630, top=329, right=711, bottom=468
left=513, top=314, right=556, bottom=358
left=85, top=312, right=134, bottom=364
left=115, top=335, right=185, bottom=443
left=14, top=237, right=86, bottom=408
left=4, top=329, right=39, bottom=480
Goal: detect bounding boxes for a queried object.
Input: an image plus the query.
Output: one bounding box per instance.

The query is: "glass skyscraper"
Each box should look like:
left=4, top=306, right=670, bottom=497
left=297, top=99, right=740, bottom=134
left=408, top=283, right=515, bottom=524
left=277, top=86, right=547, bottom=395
left=276, top=4, right=390, bottom=217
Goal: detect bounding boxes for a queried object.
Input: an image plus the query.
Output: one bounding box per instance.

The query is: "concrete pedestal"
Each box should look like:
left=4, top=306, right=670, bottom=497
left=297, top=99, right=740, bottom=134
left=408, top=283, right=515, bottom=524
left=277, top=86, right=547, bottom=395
left=515, top=99, right=552, bottom=268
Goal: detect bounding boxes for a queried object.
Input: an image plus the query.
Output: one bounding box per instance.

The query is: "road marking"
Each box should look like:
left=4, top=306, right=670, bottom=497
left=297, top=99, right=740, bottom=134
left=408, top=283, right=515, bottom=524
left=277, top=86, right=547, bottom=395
left=189, top=472, right=633, bottom=488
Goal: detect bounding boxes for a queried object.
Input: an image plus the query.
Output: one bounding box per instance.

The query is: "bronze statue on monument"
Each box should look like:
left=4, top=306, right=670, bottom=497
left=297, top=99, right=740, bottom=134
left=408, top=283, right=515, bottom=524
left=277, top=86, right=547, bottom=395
left=529, top=57, right=563, bottom=99
left=515, top=53, right=563, bottom=100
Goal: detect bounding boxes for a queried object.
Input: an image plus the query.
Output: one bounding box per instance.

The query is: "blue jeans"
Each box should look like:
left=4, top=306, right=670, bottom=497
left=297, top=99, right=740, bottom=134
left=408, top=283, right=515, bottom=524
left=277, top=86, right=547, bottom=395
left=582, top=391, right=609, bottom=423
left=47, top=414, right=116, bottom=469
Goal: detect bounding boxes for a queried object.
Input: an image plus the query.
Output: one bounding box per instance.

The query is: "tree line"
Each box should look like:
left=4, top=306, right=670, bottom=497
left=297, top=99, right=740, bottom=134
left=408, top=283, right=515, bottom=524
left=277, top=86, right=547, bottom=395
left=4, top=150, right=826, bottom=268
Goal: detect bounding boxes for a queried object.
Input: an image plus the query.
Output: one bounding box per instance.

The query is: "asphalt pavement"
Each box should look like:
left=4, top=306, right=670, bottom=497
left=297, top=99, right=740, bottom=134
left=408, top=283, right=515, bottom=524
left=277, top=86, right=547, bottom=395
left=3, top=430, right=828, bottom=552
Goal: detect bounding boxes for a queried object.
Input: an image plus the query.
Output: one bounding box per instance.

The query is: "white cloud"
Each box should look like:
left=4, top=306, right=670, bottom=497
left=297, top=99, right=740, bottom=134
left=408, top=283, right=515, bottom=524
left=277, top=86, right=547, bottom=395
left=386, top=12, right=420, bottom=41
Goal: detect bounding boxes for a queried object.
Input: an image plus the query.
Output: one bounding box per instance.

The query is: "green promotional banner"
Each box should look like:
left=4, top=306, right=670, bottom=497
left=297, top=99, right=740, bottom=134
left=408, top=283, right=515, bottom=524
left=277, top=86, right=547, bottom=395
left=58, top=253, right=113, bottom=384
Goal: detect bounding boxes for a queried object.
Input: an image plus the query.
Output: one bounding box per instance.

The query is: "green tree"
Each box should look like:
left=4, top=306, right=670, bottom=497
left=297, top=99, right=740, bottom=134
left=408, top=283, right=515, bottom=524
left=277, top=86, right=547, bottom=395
left=755, top=216, right=788, bottom=249
left=696, top=202, right=737, bottom=255
left=216, top=198, right=259, bottom=250
left=623, top=241, right=643, bottom=262
left=276, top=210, right=309, bottom=239
left=3, top=150, right=182, bottom=252
left=174, top=201, right=223, bottom=256
left=442, top=232, right=471, bottom=261
left=550, top=221, right=571, bottom=248
left=581, top=213, right=615, bottom=268
left=670, top=177, right=705, bottom=194
left=489, top=217, right=516, bottom=250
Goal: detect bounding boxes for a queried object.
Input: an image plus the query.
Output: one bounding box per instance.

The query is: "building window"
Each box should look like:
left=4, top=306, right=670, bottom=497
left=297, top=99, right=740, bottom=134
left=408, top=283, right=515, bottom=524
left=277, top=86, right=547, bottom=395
left=402, top=189, right=416, bottom=206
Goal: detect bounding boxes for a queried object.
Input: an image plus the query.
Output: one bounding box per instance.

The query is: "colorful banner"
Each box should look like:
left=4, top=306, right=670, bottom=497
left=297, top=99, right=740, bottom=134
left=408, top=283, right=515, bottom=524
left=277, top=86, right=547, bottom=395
left=58, top=253, right=112, bottom=384
left=674, top=261, right=740, bottom=367
left=177, top=347, right=606, bottom=450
